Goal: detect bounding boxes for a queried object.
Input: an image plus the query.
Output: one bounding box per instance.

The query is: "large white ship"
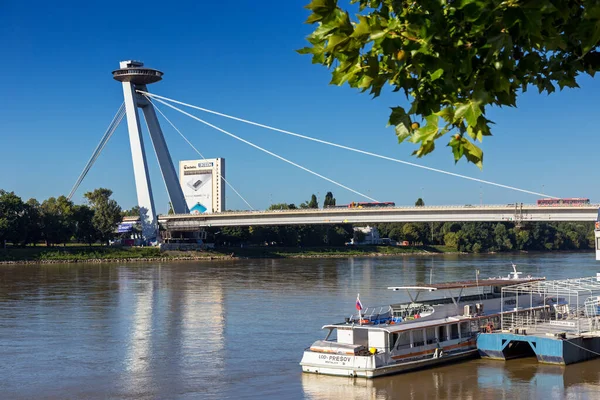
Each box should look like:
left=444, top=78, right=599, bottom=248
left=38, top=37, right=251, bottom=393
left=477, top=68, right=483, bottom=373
left=300, top=265, right=548, bottom=378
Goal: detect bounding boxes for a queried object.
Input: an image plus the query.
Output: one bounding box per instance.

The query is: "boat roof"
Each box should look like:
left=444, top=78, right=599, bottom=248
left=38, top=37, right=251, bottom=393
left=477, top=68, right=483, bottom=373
left=388, top=277, right=545, bottom=291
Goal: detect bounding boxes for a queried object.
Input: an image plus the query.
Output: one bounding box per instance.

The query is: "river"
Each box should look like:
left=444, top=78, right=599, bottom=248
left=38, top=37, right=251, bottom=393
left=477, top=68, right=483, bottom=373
left=1, top=253, right=600, bottom=399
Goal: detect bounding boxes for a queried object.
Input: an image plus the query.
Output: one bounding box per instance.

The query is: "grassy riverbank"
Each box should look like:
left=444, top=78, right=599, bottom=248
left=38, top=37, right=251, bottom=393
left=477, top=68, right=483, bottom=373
left=0, top=244, right=455, bottom=264
left=222, top=245, right=453, bottom=258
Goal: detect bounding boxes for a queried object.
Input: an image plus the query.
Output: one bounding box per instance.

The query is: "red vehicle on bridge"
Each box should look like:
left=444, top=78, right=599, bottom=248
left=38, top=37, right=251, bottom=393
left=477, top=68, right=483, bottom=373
left=537, top=198, right=590, bottom=206
left=348, top=202, right=396, bottom=208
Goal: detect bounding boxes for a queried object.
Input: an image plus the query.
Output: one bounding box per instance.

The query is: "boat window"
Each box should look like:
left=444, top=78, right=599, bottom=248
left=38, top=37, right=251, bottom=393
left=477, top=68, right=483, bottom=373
left=426, top=327, right=436, bottom=344
left=324, top=328, right=337, bottom=341
left=437, top=325, right=446, bottom=342
left=412, top=330, right=424, bottom=347
left=390, top=333, right=399, bottom=351
left=470, top=320, right=479, bottom=333
left=460, top=322, right=470, bottom=338
left=450, top=324, right=459, bottom=340
left=394, top=331, right=411, bottom=350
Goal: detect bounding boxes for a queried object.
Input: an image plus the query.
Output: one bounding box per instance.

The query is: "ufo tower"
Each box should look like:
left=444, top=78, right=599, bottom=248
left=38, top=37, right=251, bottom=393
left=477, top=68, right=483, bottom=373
left=113, top=60, right=188, bottom=240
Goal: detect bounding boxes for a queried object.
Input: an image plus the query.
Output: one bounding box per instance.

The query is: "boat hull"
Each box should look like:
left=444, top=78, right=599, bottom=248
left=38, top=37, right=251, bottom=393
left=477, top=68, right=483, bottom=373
left=300, top=348, right=479, bottom=378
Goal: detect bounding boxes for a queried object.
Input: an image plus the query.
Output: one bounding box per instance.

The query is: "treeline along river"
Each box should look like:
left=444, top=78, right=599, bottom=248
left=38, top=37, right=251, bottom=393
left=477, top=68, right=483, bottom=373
left=2, top=253, right=600, bottom=399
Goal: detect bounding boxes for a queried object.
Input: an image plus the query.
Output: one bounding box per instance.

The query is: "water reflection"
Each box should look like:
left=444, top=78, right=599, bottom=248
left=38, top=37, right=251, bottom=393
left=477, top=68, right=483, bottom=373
left=1, top=253, right=600, bottom=399
left=301, top=358, right=600, bottom=400
left=119, top=268, right=154, bottom=394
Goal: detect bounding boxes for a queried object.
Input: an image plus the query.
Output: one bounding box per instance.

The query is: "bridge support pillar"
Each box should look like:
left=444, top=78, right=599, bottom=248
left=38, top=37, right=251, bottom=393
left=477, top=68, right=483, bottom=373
left=113, top=60, right=189, bottom=241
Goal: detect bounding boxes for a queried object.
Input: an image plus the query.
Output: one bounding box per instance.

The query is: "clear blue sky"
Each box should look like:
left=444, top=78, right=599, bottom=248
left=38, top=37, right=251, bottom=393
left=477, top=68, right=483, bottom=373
left=1, top=0, right=599, bottom=213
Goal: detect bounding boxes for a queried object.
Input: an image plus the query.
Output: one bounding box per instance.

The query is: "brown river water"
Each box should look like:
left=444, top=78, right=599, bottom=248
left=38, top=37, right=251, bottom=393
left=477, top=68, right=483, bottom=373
left=1, top=253, right=600, bottom=399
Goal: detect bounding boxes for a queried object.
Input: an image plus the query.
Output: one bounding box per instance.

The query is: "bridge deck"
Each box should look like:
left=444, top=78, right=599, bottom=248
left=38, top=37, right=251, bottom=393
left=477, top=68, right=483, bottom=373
left=157, top=205, right=598, bottom=228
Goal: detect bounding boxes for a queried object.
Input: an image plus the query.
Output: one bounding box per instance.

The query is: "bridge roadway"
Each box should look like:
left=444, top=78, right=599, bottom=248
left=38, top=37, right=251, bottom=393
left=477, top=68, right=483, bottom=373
left=157, top=204, right=599, bottom=229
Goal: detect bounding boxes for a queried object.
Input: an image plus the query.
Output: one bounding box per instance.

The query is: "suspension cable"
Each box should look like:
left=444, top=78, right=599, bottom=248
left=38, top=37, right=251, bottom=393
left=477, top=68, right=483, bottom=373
left=145, top=96, right=255, bottom=211
left=68, top=103, right=125, bottom=200
left=145, top=96, right=380, bottom=203
left=139, top=91, right=558, bottom=199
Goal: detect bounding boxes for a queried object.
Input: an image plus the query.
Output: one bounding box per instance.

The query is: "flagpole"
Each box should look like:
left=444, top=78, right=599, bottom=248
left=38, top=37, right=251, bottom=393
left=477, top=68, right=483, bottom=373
left=358, top=293, right=362, bottom=326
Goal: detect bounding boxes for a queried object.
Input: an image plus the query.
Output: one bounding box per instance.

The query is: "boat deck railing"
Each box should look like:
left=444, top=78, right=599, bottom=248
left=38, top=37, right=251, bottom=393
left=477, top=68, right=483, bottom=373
left=498, top=305, right=600, bottom=336
left=348, top=306, right=394, bottom=325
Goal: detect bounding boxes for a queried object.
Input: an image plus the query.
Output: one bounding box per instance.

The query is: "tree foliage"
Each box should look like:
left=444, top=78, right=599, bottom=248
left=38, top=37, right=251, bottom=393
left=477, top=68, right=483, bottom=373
left=324, top=191, right=337, bottom=207
left=0, top=190, right=25, bottom=246
left=299, top=0, right=600, bottom=167
left=40, top=196, right=75, bottom=246
left=122, top=205, right=141, bottom=217
left=415, top=197, right=425, bottom=206
left=309, top=194, right=319, bottom=208
left=73, top=205, right=98, bottom=245
left=84, top=188, right=123, bottom=245
left=376, top=220, right=593, bottom=251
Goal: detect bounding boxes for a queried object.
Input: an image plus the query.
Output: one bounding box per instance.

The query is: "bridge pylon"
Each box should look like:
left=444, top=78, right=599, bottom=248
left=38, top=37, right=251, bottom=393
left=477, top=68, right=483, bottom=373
left=113, top=60, right=188, bottom=240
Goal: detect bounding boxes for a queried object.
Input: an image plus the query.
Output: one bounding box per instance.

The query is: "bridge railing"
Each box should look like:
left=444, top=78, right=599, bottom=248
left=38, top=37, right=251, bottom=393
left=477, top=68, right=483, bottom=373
left=161, top=203, right=599, bottom=218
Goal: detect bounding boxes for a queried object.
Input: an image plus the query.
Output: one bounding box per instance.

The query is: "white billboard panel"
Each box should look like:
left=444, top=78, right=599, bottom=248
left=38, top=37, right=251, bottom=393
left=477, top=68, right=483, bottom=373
left=179, top=159, right=225, bottom=214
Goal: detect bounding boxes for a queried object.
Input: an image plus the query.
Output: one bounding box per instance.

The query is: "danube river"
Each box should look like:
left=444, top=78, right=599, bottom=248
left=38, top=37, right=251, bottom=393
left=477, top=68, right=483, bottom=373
left=2, top=253, right=600, bottom=399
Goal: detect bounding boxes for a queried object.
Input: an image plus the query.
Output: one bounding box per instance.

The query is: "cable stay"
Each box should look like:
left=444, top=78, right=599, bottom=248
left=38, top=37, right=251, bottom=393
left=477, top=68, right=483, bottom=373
left=145, top=97, right=255, bottom=211
left=144, top=95, right=380, bottom=203
left=139, top=91, right=558, bottom=199
left=67, top=103, right=126, bottom=201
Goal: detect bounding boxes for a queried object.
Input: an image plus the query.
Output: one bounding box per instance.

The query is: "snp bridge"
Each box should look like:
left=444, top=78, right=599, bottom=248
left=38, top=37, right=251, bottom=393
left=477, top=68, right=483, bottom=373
left=70, top=61, right=598, bottom=241
left=158, top=204, right=599, bottom=229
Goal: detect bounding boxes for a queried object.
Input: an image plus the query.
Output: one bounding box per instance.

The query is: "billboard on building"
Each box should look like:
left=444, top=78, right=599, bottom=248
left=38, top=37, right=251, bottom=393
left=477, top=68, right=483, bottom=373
left=179, top=158, right=225, bottom=214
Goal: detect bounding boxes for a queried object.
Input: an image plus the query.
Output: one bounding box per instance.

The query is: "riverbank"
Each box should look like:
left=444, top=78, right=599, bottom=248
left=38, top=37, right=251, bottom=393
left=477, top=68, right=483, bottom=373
left=0, top=245, right=456, bottom=265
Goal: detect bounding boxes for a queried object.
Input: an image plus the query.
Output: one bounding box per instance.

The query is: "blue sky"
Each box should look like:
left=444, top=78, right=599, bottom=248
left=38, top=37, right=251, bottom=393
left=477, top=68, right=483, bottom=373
left=1, top=1, right=599, bottom=213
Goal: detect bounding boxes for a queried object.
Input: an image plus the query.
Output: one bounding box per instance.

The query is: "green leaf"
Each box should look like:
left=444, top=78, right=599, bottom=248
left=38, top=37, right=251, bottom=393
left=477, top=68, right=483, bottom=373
left=305, top=0, right=336, bottom=16
left=411, top=115, right=439, bottom=143
left=388, top=106, right=411, bottom=127
left=430, top=68, right=444, bottom=81
left=351, top=15, right=371, bottom=39
left=395, top=124, right=411, bottom=144
left=412, top=140, right=436, bottom=158
left=435, top=107, right=454, bottom=122
left=369, top=30, right=387, bottom=40
left=462, top=139, right=484, bottom=169
left=454, top=99, right=482, bottom=127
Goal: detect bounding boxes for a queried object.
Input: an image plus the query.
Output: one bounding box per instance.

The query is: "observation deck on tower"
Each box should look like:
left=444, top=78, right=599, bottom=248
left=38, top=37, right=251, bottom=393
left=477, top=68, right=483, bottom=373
left=112, top=60, right=163, bottom=85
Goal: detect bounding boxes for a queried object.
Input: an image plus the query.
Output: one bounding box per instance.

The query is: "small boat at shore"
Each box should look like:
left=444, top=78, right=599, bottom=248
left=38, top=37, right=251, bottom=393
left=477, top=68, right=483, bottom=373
left=300, top=265, right=546, bottom=378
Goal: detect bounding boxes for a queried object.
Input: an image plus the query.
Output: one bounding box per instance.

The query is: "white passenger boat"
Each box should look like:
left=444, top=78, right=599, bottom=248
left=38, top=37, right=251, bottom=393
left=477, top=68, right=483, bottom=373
left=300, top=265, right=546, bottom=378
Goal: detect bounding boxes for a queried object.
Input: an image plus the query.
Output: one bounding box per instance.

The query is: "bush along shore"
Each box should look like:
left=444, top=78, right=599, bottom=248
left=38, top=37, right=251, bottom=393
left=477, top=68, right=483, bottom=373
left=0, top=245, right=456, bottom=265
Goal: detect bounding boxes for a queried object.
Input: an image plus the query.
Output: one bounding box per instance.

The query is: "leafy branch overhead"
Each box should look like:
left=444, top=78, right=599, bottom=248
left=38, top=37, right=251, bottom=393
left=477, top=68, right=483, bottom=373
left=299, top=0, right=600, bottom=167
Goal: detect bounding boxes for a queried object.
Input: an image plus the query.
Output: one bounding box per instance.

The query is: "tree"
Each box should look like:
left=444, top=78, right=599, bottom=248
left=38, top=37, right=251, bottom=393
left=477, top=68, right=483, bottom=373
left=402, top=223, right=419, bottom=244
left=122, top=205, right=140, bottom=217
left=415, top=198, right=425, bottom=207
left=308, top=194, right=319, bottom=208
left=40, top=196, right=75, bottom=246
left=168, top=202, right=175, bottom=215
left=73, top=205, right=98, bottom=245
left=0, top=190, right=25, bottom=246
left=324, top=191, right=336, bottom=207
left=84, top=188, right=122, bottom=245
left=19, top=199, right=43, bottom=246
left=300, top=0, right=600, bottom=167
left=269, top=203, right=297, bottom=210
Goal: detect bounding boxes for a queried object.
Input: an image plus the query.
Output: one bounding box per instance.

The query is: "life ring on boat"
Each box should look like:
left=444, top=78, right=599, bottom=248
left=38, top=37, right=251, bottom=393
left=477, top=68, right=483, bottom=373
left=360, top=319, right=370, bottom=324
